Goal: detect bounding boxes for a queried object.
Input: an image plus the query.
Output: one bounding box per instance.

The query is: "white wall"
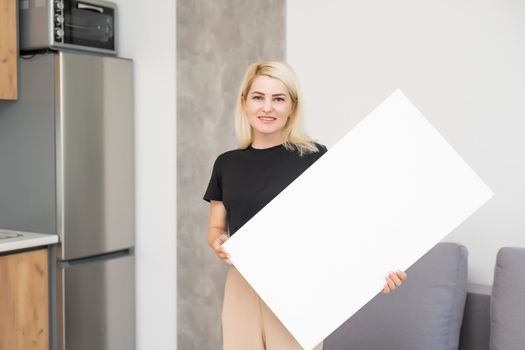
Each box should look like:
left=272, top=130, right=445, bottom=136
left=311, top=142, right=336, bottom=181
left=287, top=0, right=525, bottom=285
left=112, top=1, right=177, bottom=349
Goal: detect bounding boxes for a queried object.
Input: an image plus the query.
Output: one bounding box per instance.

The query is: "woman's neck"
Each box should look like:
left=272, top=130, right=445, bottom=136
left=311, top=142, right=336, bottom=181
left=251, top=133, right=284, bottom=149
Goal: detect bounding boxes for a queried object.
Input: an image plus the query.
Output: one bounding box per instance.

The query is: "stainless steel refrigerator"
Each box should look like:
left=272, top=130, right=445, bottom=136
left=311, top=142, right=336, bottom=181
left=0, top=52, right=135, bottom=350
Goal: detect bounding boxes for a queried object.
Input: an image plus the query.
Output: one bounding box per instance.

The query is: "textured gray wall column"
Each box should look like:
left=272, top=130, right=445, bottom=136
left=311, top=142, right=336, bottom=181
left=177, top=1, right=285, bottom=349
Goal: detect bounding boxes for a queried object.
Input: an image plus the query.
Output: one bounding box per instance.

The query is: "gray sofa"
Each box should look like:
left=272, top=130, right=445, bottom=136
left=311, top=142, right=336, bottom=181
left=323, top=244, right=525, bottom=350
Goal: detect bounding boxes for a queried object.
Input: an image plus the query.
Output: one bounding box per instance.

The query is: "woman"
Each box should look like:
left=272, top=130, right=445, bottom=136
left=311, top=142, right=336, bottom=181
left=204, top=61, right=407, bottom=350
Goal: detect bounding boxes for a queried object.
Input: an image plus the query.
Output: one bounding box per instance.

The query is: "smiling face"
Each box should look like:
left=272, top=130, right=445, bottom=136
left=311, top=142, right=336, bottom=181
left=242, top=75, right=294, bottom=145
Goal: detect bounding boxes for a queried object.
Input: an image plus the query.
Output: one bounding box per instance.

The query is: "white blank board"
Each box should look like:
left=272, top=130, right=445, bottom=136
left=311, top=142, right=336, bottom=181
left=222, top=90, right=494, bottom=350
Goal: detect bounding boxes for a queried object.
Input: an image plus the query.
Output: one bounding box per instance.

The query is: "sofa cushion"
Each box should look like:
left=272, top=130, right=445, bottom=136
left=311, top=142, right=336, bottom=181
left=323, top=242, right=468, bottom=350
left=490, top=247, right=525, bottom=350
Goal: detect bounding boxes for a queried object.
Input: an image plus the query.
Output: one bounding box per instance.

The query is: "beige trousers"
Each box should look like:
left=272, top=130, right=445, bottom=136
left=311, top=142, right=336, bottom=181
left=222, top=266, right=323, bottom=350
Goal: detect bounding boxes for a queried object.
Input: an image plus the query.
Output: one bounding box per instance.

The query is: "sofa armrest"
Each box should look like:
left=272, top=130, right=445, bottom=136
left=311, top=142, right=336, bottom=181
left=490, top=247, right=525, bottom=350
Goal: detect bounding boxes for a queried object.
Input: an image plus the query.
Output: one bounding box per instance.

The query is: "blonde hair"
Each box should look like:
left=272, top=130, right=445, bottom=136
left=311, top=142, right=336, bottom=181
left=234, top=61, right=320, bottom=155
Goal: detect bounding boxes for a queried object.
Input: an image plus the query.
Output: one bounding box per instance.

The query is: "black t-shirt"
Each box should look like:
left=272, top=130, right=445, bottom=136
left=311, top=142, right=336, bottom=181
left=203, top=143, right=327, bottom=235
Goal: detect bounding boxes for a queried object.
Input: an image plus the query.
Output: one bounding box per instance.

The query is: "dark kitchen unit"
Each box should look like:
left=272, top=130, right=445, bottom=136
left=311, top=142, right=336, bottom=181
left=0, top=51, right=135, bottom=350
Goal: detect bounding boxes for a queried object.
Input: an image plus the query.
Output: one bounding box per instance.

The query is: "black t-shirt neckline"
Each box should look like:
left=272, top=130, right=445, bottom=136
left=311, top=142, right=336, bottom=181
left=247, top=143, right=285, bottom=152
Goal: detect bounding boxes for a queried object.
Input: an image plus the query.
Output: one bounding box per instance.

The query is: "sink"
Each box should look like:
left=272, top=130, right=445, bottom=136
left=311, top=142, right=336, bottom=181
left=0, top=232, right=23, bottom=240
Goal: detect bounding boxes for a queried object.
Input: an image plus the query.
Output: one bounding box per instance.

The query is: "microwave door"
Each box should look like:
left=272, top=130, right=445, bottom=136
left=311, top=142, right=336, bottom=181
left=62, top=1, right=115, bottom=50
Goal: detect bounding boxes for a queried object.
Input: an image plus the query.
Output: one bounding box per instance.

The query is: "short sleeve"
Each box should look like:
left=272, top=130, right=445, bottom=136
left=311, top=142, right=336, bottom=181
left=203, top=156, right=223, bottom=202
left=317, top=143, right=328, bottom=156
left=308, top=143, right=328, bottom=164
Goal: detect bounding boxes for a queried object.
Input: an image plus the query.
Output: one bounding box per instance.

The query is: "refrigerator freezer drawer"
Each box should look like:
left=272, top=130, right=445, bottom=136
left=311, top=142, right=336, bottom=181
left=58, top=252, right=135, bottom=350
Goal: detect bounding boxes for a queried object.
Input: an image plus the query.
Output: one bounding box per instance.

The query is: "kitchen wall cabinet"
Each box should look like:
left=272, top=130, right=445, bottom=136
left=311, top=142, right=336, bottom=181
left=0, top=0, right=17, bottom=100
left=0, top=248, right=49, bottom=350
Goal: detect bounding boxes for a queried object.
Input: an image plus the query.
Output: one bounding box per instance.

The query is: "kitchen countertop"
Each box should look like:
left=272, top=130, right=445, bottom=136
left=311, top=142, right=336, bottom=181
left=0, top=229, right=58, bottom=253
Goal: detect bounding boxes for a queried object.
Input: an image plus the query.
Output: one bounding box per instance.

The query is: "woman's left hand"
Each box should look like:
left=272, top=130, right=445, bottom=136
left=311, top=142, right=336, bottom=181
left=382, top=270, right=408, bottom=294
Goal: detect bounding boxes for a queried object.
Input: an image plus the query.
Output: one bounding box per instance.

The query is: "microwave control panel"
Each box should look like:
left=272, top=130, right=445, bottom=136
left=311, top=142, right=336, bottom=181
left=54, top=1, right=65, bottom=41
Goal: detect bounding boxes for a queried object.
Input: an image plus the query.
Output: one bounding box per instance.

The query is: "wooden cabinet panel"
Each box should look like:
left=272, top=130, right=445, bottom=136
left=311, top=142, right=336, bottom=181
left=0, top=0, right=18, bottom=100
left=0, top=248, right=49, bottom=350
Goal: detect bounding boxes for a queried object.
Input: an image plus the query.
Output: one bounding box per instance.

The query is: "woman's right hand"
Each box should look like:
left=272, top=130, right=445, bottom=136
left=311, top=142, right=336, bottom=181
left=207, top=200, right=231, bottom=264
left=211, top=233, right=232, bottom=264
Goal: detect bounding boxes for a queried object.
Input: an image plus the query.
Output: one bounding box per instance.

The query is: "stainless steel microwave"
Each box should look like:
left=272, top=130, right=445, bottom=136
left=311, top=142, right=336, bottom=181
left=20, top=0, right=117, bottom=55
